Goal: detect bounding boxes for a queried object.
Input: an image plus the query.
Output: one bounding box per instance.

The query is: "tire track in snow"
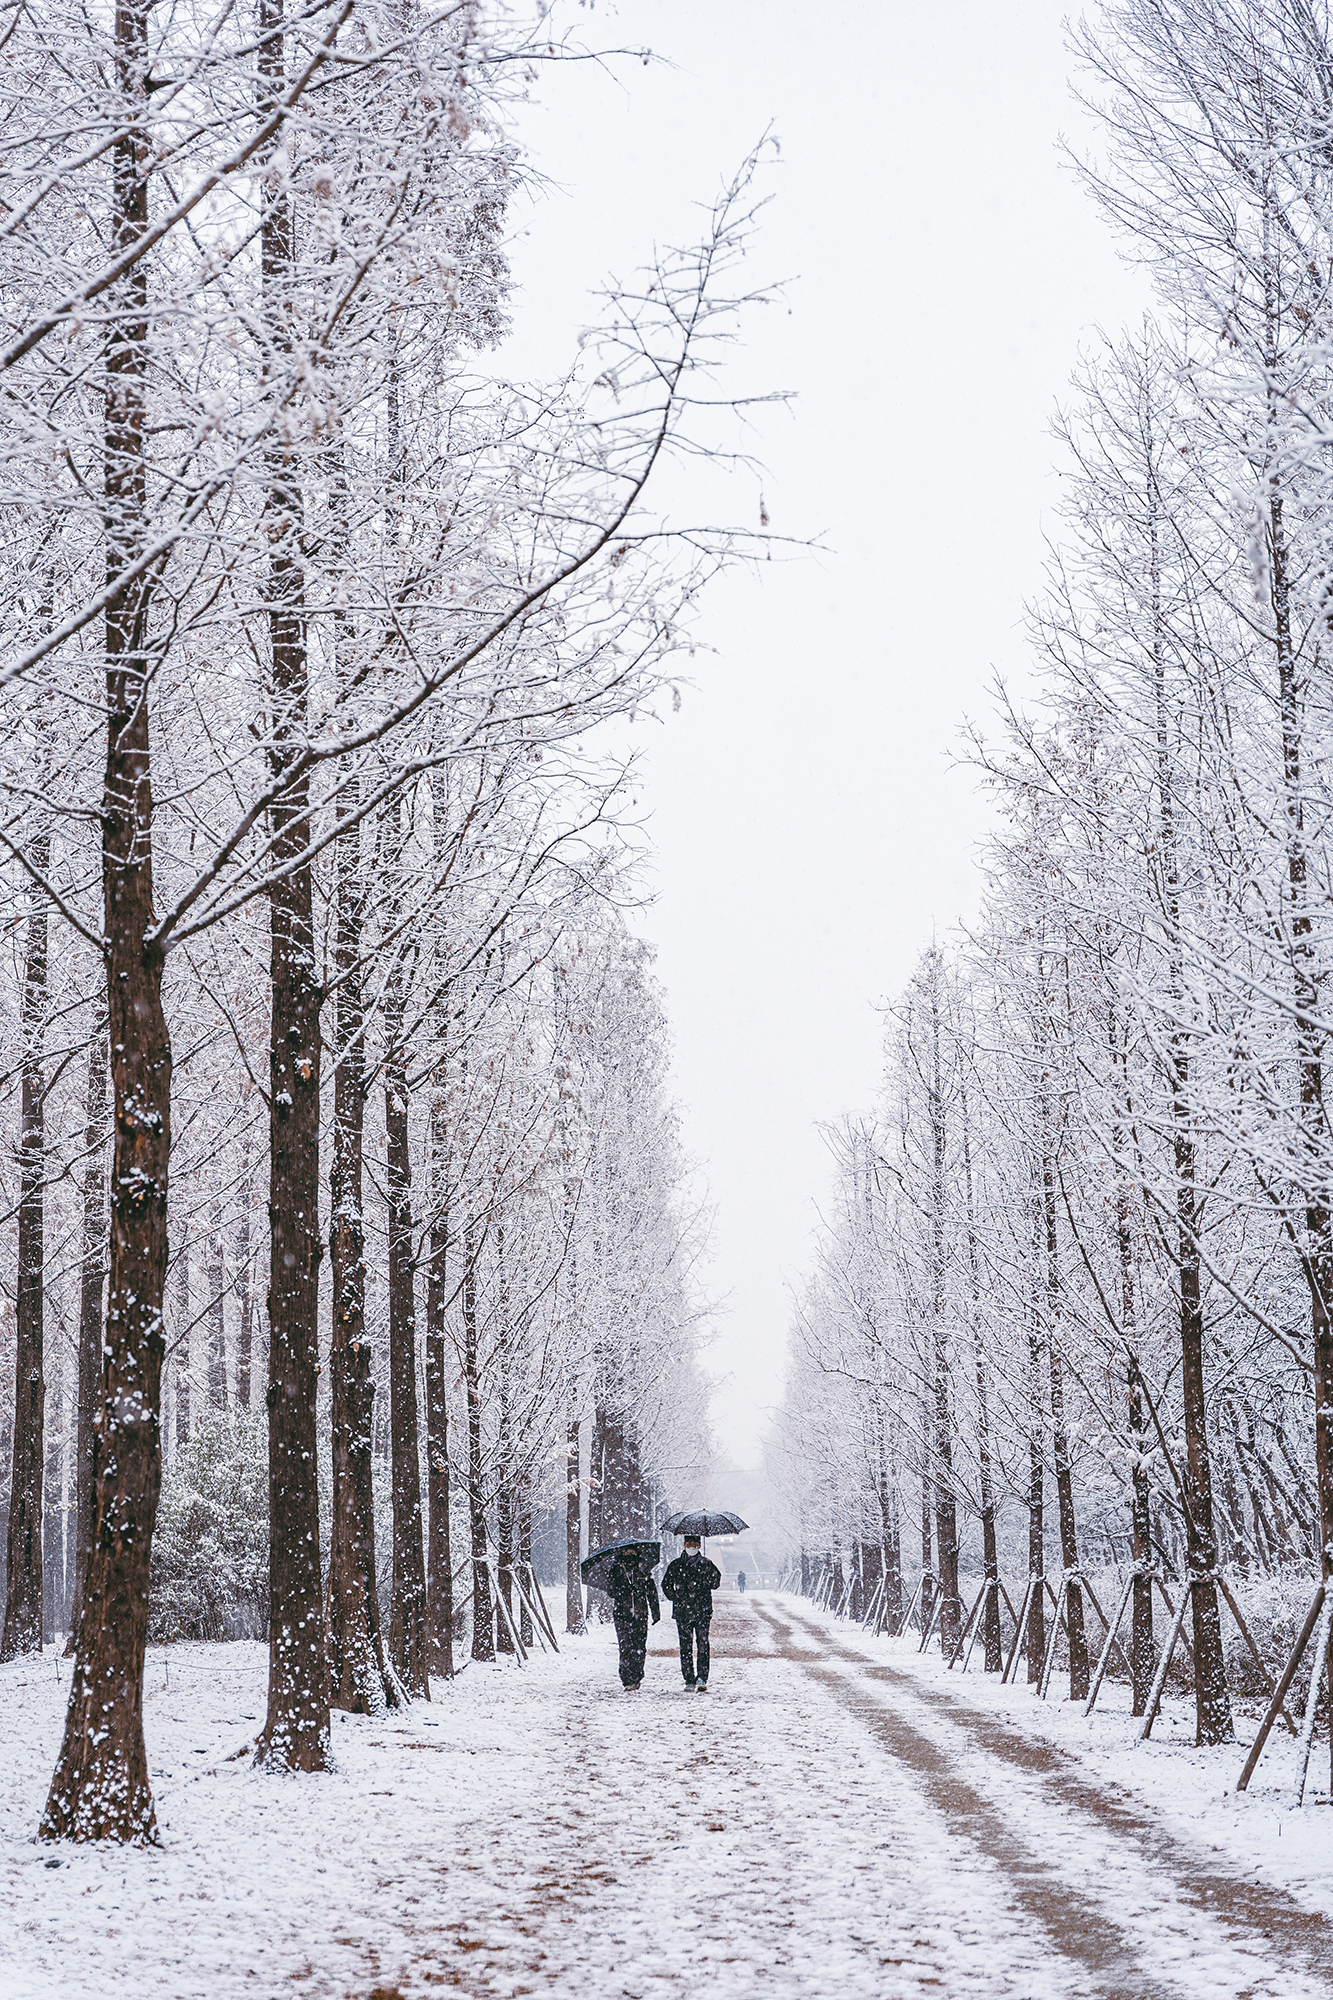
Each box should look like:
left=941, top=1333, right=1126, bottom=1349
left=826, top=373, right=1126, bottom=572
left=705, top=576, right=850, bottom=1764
left=769, top=1600, right=1333, bottom=1999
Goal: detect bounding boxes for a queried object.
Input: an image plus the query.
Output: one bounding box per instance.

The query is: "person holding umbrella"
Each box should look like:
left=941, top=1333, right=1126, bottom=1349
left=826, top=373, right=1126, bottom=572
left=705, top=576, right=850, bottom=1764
left=603, top=1543, right=661, bottom=1690
left=661, top=1535, right=722, bottom=1690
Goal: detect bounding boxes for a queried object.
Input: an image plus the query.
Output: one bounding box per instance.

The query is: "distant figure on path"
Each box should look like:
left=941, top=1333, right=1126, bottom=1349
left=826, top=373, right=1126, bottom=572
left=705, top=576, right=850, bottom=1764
left=607, top=1546, right=660, bottom=1690
left=737, top=1571, right=747, bottom=1593
left=662, top=1536, right=722, bottom=1690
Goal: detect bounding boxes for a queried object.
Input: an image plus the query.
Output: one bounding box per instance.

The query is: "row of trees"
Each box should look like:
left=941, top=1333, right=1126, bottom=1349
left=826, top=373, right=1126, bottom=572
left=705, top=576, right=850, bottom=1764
left=770, top=0, right=1333, bottom=1746
left=0, top=0, right=738, bottom=1843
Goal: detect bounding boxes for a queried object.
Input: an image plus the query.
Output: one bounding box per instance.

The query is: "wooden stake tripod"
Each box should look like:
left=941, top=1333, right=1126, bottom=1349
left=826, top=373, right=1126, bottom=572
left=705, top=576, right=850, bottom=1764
left=1129, top=1567, right=1301, bottom=1748
left=1001, top=1575, right=1056, bottom=1685
left=1033, top=1569, right=1133, bottom=1702
left=894, top=1570, right=934, bottom=1647
left=940, top=1576, right=1020, bottom=1672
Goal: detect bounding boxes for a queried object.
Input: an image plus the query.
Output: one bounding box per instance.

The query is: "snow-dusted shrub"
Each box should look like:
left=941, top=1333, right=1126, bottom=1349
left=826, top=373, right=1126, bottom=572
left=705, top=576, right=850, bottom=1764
left=1220, top=1571, right=1321, bottom=1706
left=149, top=1410, right=268, bottom=1643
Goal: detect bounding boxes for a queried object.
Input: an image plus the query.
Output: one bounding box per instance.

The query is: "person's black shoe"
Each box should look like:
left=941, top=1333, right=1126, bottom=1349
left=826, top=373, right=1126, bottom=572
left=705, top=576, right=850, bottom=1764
left=624, top=1681, right=641, bottom=1691
left=696, top=1681, right=708, bottom=1692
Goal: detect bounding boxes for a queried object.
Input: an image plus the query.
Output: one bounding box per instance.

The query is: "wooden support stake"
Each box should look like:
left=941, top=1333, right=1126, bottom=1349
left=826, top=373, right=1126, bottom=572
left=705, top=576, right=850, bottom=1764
left=1291, top=1592, right=1333, bottom=1809
left=918, top=1582, right=944, bottom=1654
left=1038, top=1575, right=1069, bottom=1700
left=1081, top=1576, right=1134, bottom=1683
left=998, top=1580, right=1021, bottom=1633
left=1136, top=1578, right=1192, bottom=1743
left=1084, top=1569, right=1136, bottom=1718
left=1237, top=1583, right=1324, bottom=1792
left=483, top=1559, right=528, bottom=1665
left=961, top=1578, right=997, bottom=1674
left=899, top=1572, right=925, bottom=1640
left=509, top=1567, right=555, bottom=1654
left=946, top=1583, right=985, bottom=1670
left=1002, top=1578, right=1035, bottom=1685
left=524, top=1565, right=561, bottom=1652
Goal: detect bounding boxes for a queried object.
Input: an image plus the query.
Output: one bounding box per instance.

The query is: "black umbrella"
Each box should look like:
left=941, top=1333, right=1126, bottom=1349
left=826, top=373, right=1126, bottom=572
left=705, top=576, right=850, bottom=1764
left=580, top=1538, right=660, bottom=1592
left=662, top=1510, right=749, bottom=1538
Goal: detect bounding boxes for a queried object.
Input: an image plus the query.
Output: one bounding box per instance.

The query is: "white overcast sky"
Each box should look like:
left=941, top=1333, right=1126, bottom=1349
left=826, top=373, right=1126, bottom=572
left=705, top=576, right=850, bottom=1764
left=497, top=0, right=1150, bottom=1469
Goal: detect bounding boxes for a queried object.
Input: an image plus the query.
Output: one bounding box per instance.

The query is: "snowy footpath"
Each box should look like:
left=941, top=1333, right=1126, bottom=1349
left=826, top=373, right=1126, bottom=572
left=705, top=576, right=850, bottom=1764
left=4, top=1592, right=1333, bottom=1999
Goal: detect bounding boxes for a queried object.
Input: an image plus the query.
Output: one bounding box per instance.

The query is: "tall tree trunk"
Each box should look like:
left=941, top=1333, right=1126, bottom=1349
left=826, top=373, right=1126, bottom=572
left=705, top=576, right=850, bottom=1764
left=172, top=1232, right=190, bottom=1452
left=3, top=845, right=49, bottom=1659
left=875, top=1419, right=902, bottom=1633
left=257, top=0, right=328, bottom=1768
left=958, top=1079, right=1002, bottom=1668
left=463, top=1239, right=492, bottom=1661
left=1152, top=564, right=1232, bottom=1746
left=927, top=984, right=960, bottom=1656
left=517, top=1496, right=533, bottom=1646
left=327, top=792, right=390, bottom=1714
left=206, top=1197, right=227, bottom=1409
left=565, top=1406, right=584, bottom=1634
left=386, top=1026, right=429, bottom=1696
left=42, top=1379, right=61, bottom=1646
left=1027, top=1288, right=1045, bottom=1683
left=424, top=1175, right=454, bottom=1681
left=67, top=1021, right=108, bottom=1658
left=43, top=3, right=171, bottom=1834
left=1044, top=1151, right=1087, bottom=1700
left=494, top=1222, right=514, bottom=1656
left=589, top=1399, right=608, bottom=1562
left=1174, top=1112, right=1232, bottom=1743
left=236, top=1146, right=253, bottom=1411
left=1270, top=481, right=1333, bottom=1707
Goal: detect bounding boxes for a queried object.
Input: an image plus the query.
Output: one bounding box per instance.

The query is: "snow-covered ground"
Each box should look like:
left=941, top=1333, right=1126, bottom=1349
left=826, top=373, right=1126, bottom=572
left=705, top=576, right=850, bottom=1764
left=3, top=1594, right=1332, bottom=1998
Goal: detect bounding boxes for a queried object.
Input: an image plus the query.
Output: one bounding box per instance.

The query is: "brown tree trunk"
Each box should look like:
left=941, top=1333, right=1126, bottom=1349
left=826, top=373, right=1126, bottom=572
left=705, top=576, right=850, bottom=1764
left=256, top=0, right=328, bottom=1768
left=386, top=1031, right=429, bottom=1696
left=171, top=1232, right=190, bottom=1453
left=1044, top=1152, right=1087, bottom=1700
left=495, top=1388, right=514, bottom=1655
left=961, top=1099, right=1002, bottom=1671
left=424, top=1183, right=454, bottom=1681
left=42, top=8, right=171, bottom=1832
left=3, top=846, right=49, bottom=1660
left=464, top=1241, right=492, bottom=1661
left=565, top=1408, right=584, bottom=1634
left=1049, top=1342, right=1088, bottom=1700
left=1175, top=1112, right=1232, bottom=1744
left=494, top=1226, right=514, bottom=1657
left=923, top=982, right=960, bottom=1654
left=518, top=1498, right=533, bottom=1647
left=206, top=1196, right=227, bottom=1409
left=235, top=1150, right=253, bottom=1411
left=1271, top=486, right=1333, bottom=1722
left=67, top=1021, right=108, bottom=1658
left=1149, top=505, right=1231, bottom=1746
left=327, top=795, right=390, bottom=1715
left=1027, top=1300, right=1045, bottom=1683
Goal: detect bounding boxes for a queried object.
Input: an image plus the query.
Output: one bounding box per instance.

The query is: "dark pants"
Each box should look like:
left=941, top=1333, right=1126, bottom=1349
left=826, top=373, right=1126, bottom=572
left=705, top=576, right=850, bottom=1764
left=676, top=1615, right=711, bottom=1685
left=614, top=1608, right=649, bottom=1686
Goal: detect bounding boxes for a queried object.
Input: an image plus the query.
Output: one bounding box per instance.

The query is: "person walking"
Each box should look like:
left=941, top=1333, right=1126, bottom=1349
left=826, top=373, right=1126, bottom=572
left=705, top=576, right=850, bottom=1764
left=661, top=1535, right=722, bottom=1690
left=606, top=1545, right=660, bottom=1690
left=737, top=1570, right=747, bottom=1594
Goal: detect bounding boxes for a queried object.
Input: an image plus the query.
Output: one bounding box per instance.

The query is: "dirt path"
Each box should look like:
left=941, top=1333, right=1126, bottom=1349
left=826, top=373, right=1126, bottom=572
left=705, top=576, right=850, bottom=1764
left=361, top=1593, right=1333, bottom=1999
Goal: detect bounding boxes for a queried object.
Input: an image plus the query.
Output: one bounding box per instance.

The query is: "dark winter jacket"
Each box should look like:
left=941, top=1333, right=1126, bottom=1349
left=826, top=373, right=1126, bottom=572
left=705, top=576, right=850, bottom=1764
left=661, top=1552, right=721, bottom=1624
left=607, top=1554, right=661, bottom=1625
